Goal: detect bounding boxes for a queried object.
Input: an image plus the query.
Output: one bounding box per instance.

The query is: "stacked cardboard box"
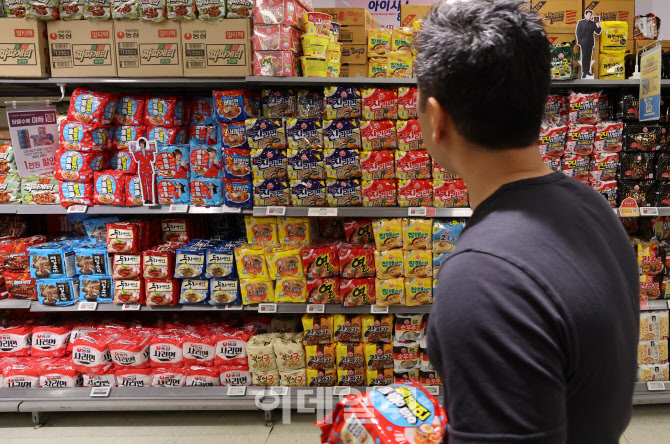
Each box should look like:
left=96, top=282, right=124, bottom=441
left=47, top=21, right=116, bottom=78
left=182, top=20, right=251, bottom=77
left=0, top=18, right=49, bottom=78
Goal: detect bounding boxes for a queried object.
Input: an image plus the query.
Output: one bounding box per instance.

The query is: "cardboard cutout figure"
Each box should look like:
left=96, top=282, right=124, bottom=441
left=129, top=137, right=157, bottom=205
left=576, top=9, right=602, bottom=79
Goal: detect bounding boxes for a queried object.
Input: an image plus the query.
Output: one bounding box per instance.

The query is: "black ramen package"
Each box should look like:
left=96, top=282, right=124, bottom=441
left=297, top=89, right=325, bottom=119
left=324, top=87, right=361, bottom=119
left=624, top=123, right=666, bottom=152
left=618, top=179, right=655, bottom=207
left=657, top=153, right=670, bottom=182
left=657, top=183, right=670, bottom=207
left=616, top=92, right=640, bottom=121
left=550, top=42, right=576, bottom=80
left=262, top=89, right=296, bottom=118
left=619, top=152, right=655, bottom=180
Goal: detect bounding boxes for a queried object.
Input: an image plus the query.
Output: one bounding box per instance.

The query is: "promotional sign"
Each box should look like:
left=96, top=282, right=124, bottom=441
left=6, top=105, right=58, bottom=176
left=640, top=45, right=662, bottom=122
left=129, top=137, right=158, bottom=206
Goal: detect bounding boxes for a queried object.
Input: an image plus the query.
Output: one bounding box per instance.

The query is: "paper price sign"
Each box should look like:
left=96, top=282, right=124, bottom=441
left=641, top=207, right=659, bottom=216
left=265, top=206, right=286, bottom=216
left=424, top=386, right=440, bottom=396
left=222, top=206, right=242, bottom=213
left=122, top=304, right=141, bottom=311
left=258, top=303, right=277, bottom=313
left=269, top=387, right=288, bottom=396
left=370, top=305, right=389, bottom=314
left=333, top=387, right=351, bottom=396
left=90, top=387, right=111, bottom=398
left=227, top=386, right=247, bottom=396
left=308, top=208, right=338, bottom=217
left=67, top=205, right=88, bottom=214
left=224, top=305, right=244, bottom=310
left=306, top=304, right=325, bottom=314
left=78, top=302, right=97, bottom=311
left=6, top=105, right=58, bottom=177
left=647, top=381, right=666, bottom=391
left=169, top=204, right=188, bottom=213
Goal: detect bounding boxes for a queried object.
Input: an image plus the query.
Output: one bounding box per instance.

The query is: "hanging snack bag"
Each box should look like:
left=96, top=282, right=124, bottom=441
left=324, top=87, right=361, bottom=119
left=323, top=119, right=361, bottom=150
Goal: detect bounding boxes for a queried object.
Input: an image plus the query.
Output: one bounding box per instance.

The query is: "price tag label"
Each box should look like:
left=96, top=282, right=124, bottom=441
left=640, top=300, right=649, bottom=310
left=370, top=305, right=389, bottom=314
left=169, top=204, right=188, bottom=213
left=259, top=303, right=277, bottom=313
left=270, top=387, right=289, bottom=396
left=67, top=205, right=88, bottom=214
left=308, top=208, right=338, bottom=217
left=647, top=381, right=666, bottom=391
left=613, top=208, right=619, bottom=215
left=78, top=302, right=97, bottom=311
left=408, top=207, right=427, bottom=217
left=227, top=386, right=247, bottom=396
left=424, top=386, right=440, bottom=396
left=641, top=207, right=659, bottom=216
left=224, top=305, right=244, bottom=310
left=266, top=206, right=286, bottom=216
left=306, top=304, right=325, bottom=314
left=122, top=304, right=141, bottom=311
left=90, top=387, right=111, bottom=398
left=222, top=206, right=242, bottom=213
left=333, top=386, right=351, bottom=396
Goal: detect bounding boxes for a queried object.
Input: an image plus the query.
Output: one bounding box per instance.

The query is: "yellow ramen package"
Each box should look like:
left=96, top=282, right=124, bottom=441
left=387, top=52, right=413, bottom=78
left=335, top=342, right=365, bottom=370
left=307, top=368, right=336, bottom=386
left=375, top=249, right=404, bottom=279
left=368, top=29, right=391, bottom=56
left=333, top=314, right=362, bottom=342
left=403, top=249, right=432, bottom=278
left=235, top=244, right=269, bottom=278
left=302, top=314, right=333, bottom=345
left=305, top=344, right=336, bottom=369
left=369, top=57, right=388, bottom=78
left=240, top=278, right=275, bottom=305
left=277, top=217, right=312, bottom=246
left=600, top=21, right=628, bottom=53
left=364, top=342, right=393, bottom=370
left=402, top=218, right=432, bottom=250
left=376, top=277, right=405, bottom=306
left=372, top=218, right=403, bottom=250
left=265, top=242, right=304, bottom=279
left=362, top=314, right=393, bottom=343
left=599, top=54, right=625, bottom=80
left=245, top=216, right=278, bottom=246
left=391, top=27, right=412, bottom=52
left=337, top=368, right=365, bottom=386
left=275, top=277, right=307, bottom=303
left=405, top=277, right=433, bottom=306
left=367, top=368, right=394, bottom=386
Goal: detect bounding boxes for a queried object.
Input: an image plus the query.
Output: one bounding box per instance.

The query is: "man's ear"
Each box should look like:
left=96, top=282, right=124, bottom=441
left=427, top=97, right=449, bottom=146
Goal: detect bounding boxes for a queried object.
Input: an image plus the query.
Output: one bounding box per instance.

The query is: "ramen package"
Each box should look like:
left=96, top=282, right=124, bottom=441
left=213, top=90, right=255, bottom=123
left=276, top=217, right=310, bottom=247
left=403, top=250, right=432, bottom=279
left=402, top=218, right=432, bottom=250
left=594, top=121, right=624, bottom=153
left=323, top=119, right=361, bottom=150
left=59, top=181, right=94, bottom=207
left=249, top=149, right=287, bottom=181
left=362, top=88, right=398, bottom=121
left=245, top=118, right=286, bottom=150
left=253, top=50, right=299, bottom=77
left=55, top=150, right=104, bottom=182
left=361, top=120, right=397, bottom=151
left=189, top=178, right=223, bottom=206
left=20, top=176, right=59, bottom=205
left=114, top=95, right=146, bottom=126
left=0, top=145, right=17, bottom=175
left=371, top=218, right=402, bottom=251
left=156, top=178, right=190, bottom=205
left=336, top=368, right=365, bottom=386
left=599, top=53, right=625, bottom=80
left=405, top=277, right=433, bottom=305
left=375, top=248, right=404, bottom=278
left=307, top=277, right=341, bottom=304
left=398, top=179, right=433, bottom=207
left=620, top=152, right=655, bottom=180
left=640, top=274, right=663, bottom=301
left=340, top=277, right=375, bottom=306
left=550, top=41, right=576, bottom=80
left=396, top=119, right=423, bottom=151
left=364, top=342, right=393, bottom=371
left=302, top=314, right=333, bottom=345
left=143, top=278, right=178, bottom=306
left=332, top=314, right=362, bottom=343
left=29, top=242, right=77, bottom=279
left=600, top=21, right=628, bottom=52
left=144, top=96, right=184, bottom=127
left=589, top=152, right=619, bottom=182
left=149, top=126, right=188, bottom=146
left=543, top=95, right=567, bottom=125
left=624, top=123, right=665, bottom=152
left=93, top=170, right=125, bottom=206
left=396, top=150, right=430, bottom=180
left=113, top=279, right=144, bottom=305
left=113, top=125, right=146, bottom=150
left=618, top=179, right=654, bottom=207
left=285, top=118, right=323, bottom=150
left=155, top=144, right=189, bottom=179
left=324, top=87, right=361, bottom=120
left=362, top=314, right=393, bottom=343
left=209, top=279, right=240, bottom=305
left=253, top=24, right=301, bottom=52
left=262, top=88, right=296, bottom=118
left=180, top=279, right=209, bottom=304
left=394, top=314, right=426, bottom=342
left=375, top=277, right=404, bottom=306
left=253, top=178, right=290, bottom=206
left=273, top=334, right=306, bottom=371
left=295, top=89, right=324, bottom=119
left=324, top=149, right=361, bottom=180
left=561, top=154, right=590, bottom=181
left=59, top=121, right=110, bottom=152
left=301, top=244, right=339, bottom=279
left=218, top=122, right=248, bottom=151
left=189, top=125, right=217, bottom=146
left=335, top=342, right=364, bottom=372
left=286, top=149, right=324, bottom=181
left=112, top=253, right=141, bottom=280
left=591, top=180, right=618, bottom=207
left=110, top=150, right=137, bottom=175
left=326, top=179, right=362, bottom=206
left=240, top=278, right=274, bottom=304
left=221, top=179, right=251, bottom=208
left=306, top=344, right=336, bottom=370
left=68, top=88, right=112, bottom=125
left=35, top=277, right=78, bottom=306
left=190, top=143, right=222, bottom=179
left=569, top=92, right=600, bottom=124
left=565, top=124, right=595, bottom=155
left=223, top=148, right=252, bottom=180
left=361, top=150, right=395, bottom=180
left=265, top=243, right=304, bottom=279
left=368, top=29, right=391, bottom=56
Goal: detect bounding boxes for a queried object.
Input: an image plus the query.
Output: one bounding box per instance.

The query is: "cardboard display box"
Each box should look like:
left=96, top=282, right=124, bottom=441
left=0, top=19, right=49, bottom=78
left=400, top=4, right=432, bottom=27
left=338, top=25, right=369, bottom=44
left=47, top=21, right=116, bottom=78
left=181, top=19, right=251, bottom=77
left=340, top=63, right=367, bottom=78
left=315, top=8, right=375, bottom=27
left=341, top=44, right=367, bottom=64
left=115, top=20, right=183, bottom=77
left=531, top=0, right=582, bottom=33
left=584, top=0, right=634, bottom=33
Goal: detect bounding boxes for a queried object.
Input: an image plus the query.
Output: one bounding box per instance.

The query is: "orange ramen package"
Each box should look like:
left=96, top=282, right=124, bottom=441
left=362, top=88, right=398, bottom=120
left=367, top=368, right=394, bottom=386
left=372, top=218, right=403, bottom=250
left=265, top=243, right=304, bottom=279
left=396, top=119, right=424, bottom=151
left=307, top=277, right=341, bottom=304
left=341, top=277, right=376, bottom=306
left=333, top=314, right=362, bottom=343
left=240, top=278, right=275, bottom=304
left=278, top=217, right=312, bottom=245
left=365, top=342, right=393, bottom=370
left=398, top=87, right=418, bottom=120
left=302, top=314, right=333, bottom=345
left=245, top=216, right=278, bottom=246
left=301, top=243, right=339, bottom=279
left=362, top=180, right=397, bottom=207
left=307, top=368, right=336, bottom=386
left=337, top=368, right=365, bottom=386
left=336, top=342, right=364, bottom=370
left=339, top=243, right=375, bottom=278
left=363, top=314, right=393, bottom=343
left=306, top=344, right=336, bottom=370
left=398, top=179, right=433, bottom=207
left=235, top=244, right=269, bottom=279
left=361, top=120, right=398, bottom=151
left=343, top=218, right=374, bottom=244
left=361, top=151, right=395, bottom=180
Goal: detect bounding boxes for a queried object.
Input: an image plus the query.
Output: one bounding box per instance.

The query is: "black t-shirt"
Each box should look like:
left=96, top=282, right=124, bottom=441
left=427, top=172, right=639, bottom=444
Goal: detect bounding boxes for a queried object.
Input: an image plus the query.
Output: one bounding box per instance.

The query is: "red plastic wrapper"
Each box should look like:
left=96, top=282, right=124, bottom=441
left=434, top=179, right=469, bottom=208
left=68, top=88, right=113, bottom=125
left=116, top=367, right=153, bottom=387
left=38, top=358, right=81, bottom=388
left=59, top=121, right=111, bottom=152
left=144, top=96, right=184, bottom=128
left=362, top=89, right=398, bottom=121
left=82, top=364, right=117, bottom=387
left=143, top=248, right=176, bottom=279
left=338, top=243, right=375, bottom=279
left=189, top=125, right=218, bottom=146
left=253, top=51, right=299, bottom=77
left=113, top=279, right=145, bottom=305
left=145, top=278, right=179, bottom=306
left=542, top=94, right=567, bottom=125
left=396, top=151, right=430, bottom=180
left=150, top=332, right=185, bottom=368
left=318, top=218, right=345, bottom=239
left=219, top=365, right=252, bottom=386
left=112, top=253, right=142, bottom=279
left=569, top=92, right=600, bottom=124
left=589, top=152, right=619, bottom=182
left=54, top=150, right=106, bottom=182
left=398, top=179, right=433, bottom=207
left=591, top=180, right=618, bottom=208
left=148, top=126, right=186, bottom=146
left=110, top=150, right=138, bottom=175
left=0, top=323, right=32, bottom=357
left=307, top=277, right=341, bottom=304
left=317, top=382, right=447, bottom=444
left=107, top=222, right=141, bottom=254
left=361, top=120, right=397, bottom=151
left=112, top=125, right=147, bottom=150
left=0, top=235, right=45, bottom=272
left=253, top=24, right=302, bottom=53
left=183, top=330, right=216, bottom=367
left=5, top=271, right=36, bottom=300
left=565, top=123, right=595, bottom=155
left=114, top=95, right=147, bottom=126
left=109, top=331, right=151, bottom=370
left=31, top=325, right=72, bottom=358
left=361, top=151, right=395, bottom=180
left=4, top=360, right=40, bottom=388
left=362, top=179, right=397, bottom=207
left=301, top=243, right=340, bottom=279
left=59, top=181, right=94, bottom=208
left=254, top=0, right=298, bottom=26
left=340, top=277, right=376, bottom=305
left=186, top=366, right=221, bottom=386
left=543, top=155, right=562, bottom=172
left=94, top=170, right=126, bottom=206
left=152, top=367, right=187, bottom=387
left=562, top=154, right=589, bottom=182
left=594, top=121, right=623, bottom=153
left=343, top=218, right=374, bottom=244
left=398, top=87, right=418, bottom=120
left=72, top=331, right=119, bottom=373
left=396, top=119, right=424, bottom=151
left=538, top=124, right=567, bottom=157
left=214, top=326, right=256, bottom=367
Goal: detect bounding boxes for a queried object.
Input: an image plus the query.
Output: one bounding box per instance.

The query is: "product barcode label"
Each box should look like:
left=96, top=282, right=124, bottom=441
left=78, top=302, right=97, bottom=311
left=224, top=305, right=243, bottom=310
left=90, top=387, right=111, bottom=397
left=306, top=304, right=325, bottom=314
left=169, top=204, right=188, bottom=213
left=269, top=387, right=288, bottom=396
left=54, top=62, right=72, bottom=68
left=52, top=44, right=70, bottom=49
left=187, top=62, right=206, bottom=68
left=258, top=303, right=277, bottom=313
left=641, top=207, right=659, bottom=216
left=227, top=386, right=246, bottom=396
left=308, top=208, right=337, bottom=217
left=339, top=31, right=352, bottom=41
left=119, top=43, right=136, bottom=48
left=188, top=44, right=205, bottom=49
left=265, top=206, right=286, bottom=216
left=424, top=386, right=440, bottom=396
left=122, top=304, right=141, bottom=311
left=121, top=61, right=139, bottom=68
left=67, top=205, right=88, bottom=214
left=370, top=305, right=389, bottom=314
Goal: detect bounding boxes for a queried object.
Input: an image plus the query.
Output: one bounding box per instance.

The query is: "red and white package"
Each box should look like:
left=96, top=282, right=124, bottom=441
left=253, top=24, right=302, bottom=53
left=4, top=360, right=40, bottom=388
left=185, top=366, right=221, bottom=387
left=589, top=152, right=619, bottom=182
left=116, top=368, right=153, bottom=387
left=31, top=325, right=72, bottom=358
left=114, top=95, right=147, bottom=126
left=214, top=326, right=256, bottom=367
left=38, top=359, right=82, bottom=388
left=543, top=155, right=562, bottom=171
left=538, top=124, right=567, bottom=157
left=252, top=51, right=299, bottom=77
left=68, top=88, right=113, bottom=125
left=144, top=96, right=184, bottom=128
left=183, top=331, right=216, bottom=367
left=562, top=154, right=590, bottom=182
left=150, top=332, right=185, bottom=368
left=0, top=323, right=32, bottom=357
left=594, top=121, right=624, bottom=153
left=542, top=94, right=567, bottom=125
left=569, top=92, right=600, bottom=124
left=72, top=332, right=118, bottom=373
left=219, top=365, right=252, bottom=386
left=244, top=317, right=270, bottom=335
left=254, top=0, right=299, bottom=26
left=565, top=123, right=595, bottom=155
left=109, top=332, right=151, bottom=369
left=151, top=367, right=187, bottom=388
left=82, top=363, right=117, bottom=387
left=591, top=180, right=618, bottom=208
left=68, top=324, right=98, bottom=352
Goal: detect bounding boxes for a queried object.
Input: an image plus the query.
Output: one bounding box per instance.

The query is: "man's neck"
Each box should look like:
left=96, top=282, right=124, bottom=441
left=457, top=145, right=554, bottom=210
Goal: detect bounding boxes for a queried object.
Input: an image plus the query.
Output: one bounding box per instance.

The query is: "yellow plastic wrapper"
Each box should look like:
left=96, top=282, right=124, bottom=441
left=277, top=216, right=312, bottom=246
left=372, top=218, right=403, bottom=250
left=364, top=342, right=393, bottom=370
left=391, top=27, right=412, bottom=52
left=302, top=35, right=330, bottom=57
left=306, top=344, right=337, bottom=369
left=275, top=277, right=307, bottom=303
left=600, top=21, right=628, bottom=53
left=368, top=29, right=391, bottom=56
left=240, top=278, right=275, bottom=305
left=265, top=242, right=304, bottom=279
left=301, top=57, right=328, bottom=77
left=387, top=52, right=413, bottom=78
left=307, top=368, right=336, bottom=386
left=375, top=277, right=405, bottom=306
left=333, top=314, right=362, bottom=342
left=362, top=314, right=393, bottom=343
left=336, top=342, right=365, bottom=370
left=599, top=53, right=625, bottom=80
left=412, top=19, right=423, bottom=51
left=403, top=249, right=432, bottom=278
left=245, top=216, right=278, bottom=246
left=402, top=218, right=432, bottom=250
left=366, top=368, right=393, bottom=386
left=337, top=368, right=365, bottom=386
left=327, top=42, right=342, bottom=62
left=302, top=314, right=333, bottom=345
left=405, top=277, right=433, bottom=306
left=374, top=249, right=404, bottom=279
left=327, top=62, right=341, bottom=78
left=369, top=57, right=388, bottom=78
left=235, top=244, right=269, bottom=279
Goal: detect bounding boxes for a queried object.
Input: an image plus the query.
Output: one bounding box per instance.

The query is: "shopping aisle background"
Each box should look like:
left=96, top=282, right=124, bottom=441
left=0, top=406, right=666, bottom=444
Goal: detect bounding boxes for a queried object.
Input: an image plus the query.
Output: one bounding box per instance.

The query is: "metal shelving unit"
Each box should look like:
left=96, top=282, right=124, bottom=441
left=251, top=206, right=473, bottom=218
left=633, top=382, right=670, bottom=405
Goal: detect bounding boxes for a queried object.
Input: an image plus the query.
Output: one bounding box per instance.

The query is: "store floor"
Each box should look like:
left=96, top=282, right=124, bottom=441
left=0, top=405, right=668, bottom=443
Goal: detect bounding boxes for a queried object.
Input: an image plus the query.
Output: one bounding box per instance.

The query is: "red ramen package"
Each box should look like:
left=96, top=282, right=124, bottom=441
left=326, top=179, right=362, bottom=206
left=112, top=254, right=142, bottom=279
left=110, top=150, right=137, bottom=175
left=619, top=152, right=655, bottom=180
left=343, top=217, right=374, bottom=244
left=144, top=96, right=184, bottom=127
left=618, top=179, right=655, bottom=207
left=31, top=325, right=72, bottom=358
left=190, top=143, right=222, bottom=179
left=253, top=0, right=299, bottom=26
left=398, top=179, right=433, bottom=207
left=396, top=119, right=424, bottom=151
left=543, top=94, right=567, bottom=125
left=155, top=144, right=189, bottom=179
left=189, top=97, right=215, bottom=126
left=113, top=279, right=144, bottom=305
left=323, top=119, right=361, bottom=150
left=116, top=368, right=152, bottom=387
left=213, top=90, right=257, bottom=123
left=214, top=326, right=256, bottom=367
left=341, top=277, right=376, bottom=306
left=156, top=178, right=190, bottom=205
left=59, top=181, right=94, bottom=207
left=113, top=125, right=147, bottom=150
left=94, top=170, right=126, bottom=205
left=143, top=251, right=175, bottom=280
left=190, top=125, right=217, bottom=146
left=433, top=179, right=469, bottom=208
left=219, top=366, right=252, bottom=386
left=396, top=151, right=430, bottom=180
left=361, top=151, right=395, bottom=180
left=0, top=324, right=32, bottom=357
left=290, top=179, right=326, bottom=206
left=54, top=150, right=106, bottom=182
left=224, top=179, right=253, bottom=208
left=398, top=86, right=418, bottom=120
left=254, top=25, right=301, bottom=52
left=223, top=148, right=252, bottom=180
left=325, top=149, right=362, bottom=179
left=562, top=154, right=589, bottom=182
left=106, top=222, right=141, bottom=253
left=148, top=126, right=186, bottom=145
left=302, top=244, right=339, bottom=278
left=565, top=123, right=595, bottom=155
left=68, top=88, right=112, bottom=125
left=362, top=88, right=398, bottom=120
left=539, top=124, right=567, bottom=157
left=219, top=122, right=249, bottom=150
left=569, top=92, right=600, bottom=124
left=190, top=178, right=223, bottom=206
left=114, top=95, right=146, bottom=126
left=543, top=155, right=562, bottom=171
left=641, top=274, right=663, bottom=301
left=253, top=50, right=299, bottom=77
left=287, top=149, right=325, bottom=180
left=286, top=118, right=324, bottom=150
left=624, top=123, right=666, bottom=152
left=253, top=179, right=290, bottom=206
left=363, top=180, right=398, bottom=207
left=589, top=152, right=619, bottom=182
left=246, top=118, right=286, bottom=150
left=262, top=88, right=296, bottom=118
left=150, top=332, right=184, bottom=368
left=307, top=277, right=341, bottom=304
left=324, top=87, right=362, bottom=119
left=297, top=89, right=325, bottom=119
left=59, top=121, right=111, bottom=151
left=594, top=121, right=624, bottom=153
left=591, top=180, right=617, bottom=207
left=361, top=120, right=397, bottom=151
left=339, top=243, right=375, bottom=278
left=72, top=332, right=118, bottom=373
left=109, top=332, right=151, bottom=369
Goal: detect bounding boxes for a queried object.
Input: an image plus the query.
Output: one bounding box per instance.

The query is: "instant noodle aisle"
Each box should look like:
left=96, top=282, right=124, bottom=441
left=1, top=77, right=670, bottom=426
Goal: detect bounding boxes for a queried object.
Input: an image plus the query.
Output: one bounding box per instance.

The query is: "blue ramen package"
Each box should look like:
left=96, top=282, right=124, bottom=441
left=251, top=149, right=287, bottom=180
left=102, top=95, right=118, bottom=126
left=219, top=122, right=249, bottom=150
left=80, top=275, right=114, bottom=303
left=213, top=90, right=257, bottom=123
left=189, top=178, right=223, bottom=206
left=245, top=118, right=286, bottom=150
left=113, top=125, right=146, bottom=150
left=114, top=95, right=146, bottom=126
left=60, top=121, right=110, bottom=151
left=432, top=218, right=466, bottom=254
left=175, top=246, right=206, bottom=278
left=262, top=88, right=297, bottom=118
left=190, top=125, right=218, bottom=146
left=205, top=247, right=236, bottom=278
left=223, top=148, right=252, bottom=180
left=190, top=142, right=223, bottom=179
left=287, top=149, right=325, bottom=180
left=324, top=149, right=362, bottom=179
left=432, top=252, right=451, bottom=275
left=157, top=178, right=190, bottom=205
left=210, top=279, right=241, bottom=305
left=290, top=180, right=326, bottom=206
left=323, top=119, right=361, bottom=150
left=189, top=97, right=215, bottom=126
left=326, top=179, right=362, bottom=206
left=83, top=217, right=120, bottom=241
left=324, top=87, right=362, bottom=119
left=156, top=144, right=190, bottom=179
left=37, top=278, right=79, bottom=306
left=180, top=278, right=209, bottom=304
left=28, top=241, right=77, bottom=279
left=74, top=242, right=109, bottom=276
left=253, top=179, right=290, bottom=206
left=223, top=179, right=253, bottom=208
left=286, top=118, right=324, bottom=150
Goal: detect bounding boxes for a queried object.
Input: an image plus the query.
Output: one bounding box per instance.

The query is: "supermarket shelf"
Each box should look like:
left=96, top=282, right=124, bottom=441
left=0, top=205, right=253, bottom=215
left=252, top=207, right=473, bottom=218
left=633, top=382, right=670, bottom=405
left=0, top=299, right=31, bottom=310
left=244, top=76, right=418, bottom=87
left=641, top=300, right=670, bottom=310
left=246, top=303, right=433, bottom=314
